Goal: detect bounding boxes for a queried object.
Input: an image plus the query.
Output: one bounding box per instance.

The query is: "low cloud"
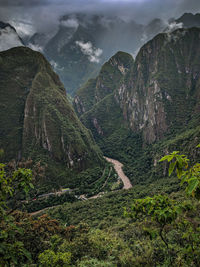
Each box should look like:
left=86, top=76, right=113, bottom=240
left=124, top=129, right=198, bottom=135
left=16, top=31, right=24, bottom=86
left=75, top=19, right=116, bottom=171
left=131, top=48, right=140, bottom=59
left=140, top=32, right=147, bottom=43
left=0, top=0, right=199, bottom=41
left=165, top=22, right=183, bottom=33
left=60, top=18, right=79, bottom=28
left=50, top=60, right=64, bottom=71
left=75, top=41, right=103, bottom=63
left=0, top=26, right=23, bottom=51
left=27, top=43, right=43, bottom=52
left=9, top=20, right=35, bottom=38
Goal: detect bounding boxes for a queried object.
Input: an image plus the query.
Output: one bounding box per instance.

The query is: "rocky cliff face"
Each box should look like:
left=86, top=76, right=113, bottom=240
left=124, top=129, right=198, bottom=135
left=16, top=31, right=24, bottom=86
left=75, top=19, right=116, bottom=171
left=116, top=27, right=200, bottom=143
left=76, top=28, right=200, bottom=145
left=27, top=13, right=167, bottom=95
left=74, top=51, right=133, bottom=116
left=73, top=27, right=200, bottom=184
left=0, top=47, right=103, bottom=183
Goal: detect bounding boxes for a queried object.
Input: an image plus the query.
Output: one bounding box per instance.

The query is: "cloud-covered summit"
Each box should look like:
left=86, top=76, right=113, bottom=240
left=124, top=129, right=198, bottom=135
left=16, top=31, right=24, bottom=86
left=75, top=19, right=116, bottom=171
left=0, top=22, right=24, bottom=51
left=0, top=0, right=200, bottom=37
left=1, top=0, right=200, bottom=96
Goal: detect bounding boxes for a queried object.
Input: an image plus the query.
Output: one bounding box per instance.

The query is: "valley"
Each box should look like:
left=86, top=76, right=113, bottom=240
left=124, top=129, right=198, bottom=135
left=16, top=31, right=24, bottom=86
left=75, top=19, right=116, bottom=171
left=0, top=3, right=200, bottom=266
left=29, top=156, right=132, bottom=216
left=29, top=156, right=132, bottom=219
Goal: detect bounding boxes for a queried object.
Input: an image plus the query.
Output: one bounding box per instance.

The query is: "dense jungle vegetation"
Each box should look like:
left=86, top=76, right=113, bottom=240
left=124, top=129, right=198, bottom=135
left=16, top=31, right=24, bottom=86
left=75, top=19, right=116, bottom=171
left=1, top=146, right=200, bottom=266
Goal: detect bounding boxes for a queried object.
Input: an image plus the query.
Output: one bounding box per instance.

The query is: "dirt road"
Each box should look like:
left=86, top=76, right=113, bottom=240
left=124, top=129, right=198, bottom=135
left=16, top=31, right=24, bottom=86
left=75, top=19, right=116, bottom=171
left=104, top=157, right=132, bottom=189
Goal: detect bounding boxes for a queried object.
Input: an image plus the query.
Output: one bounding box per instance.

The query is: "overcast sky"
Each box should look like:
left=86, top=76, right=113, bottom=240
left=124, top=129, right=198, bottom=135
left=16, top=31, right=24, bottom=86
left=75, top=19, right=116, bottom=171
left=0, top=0, right=200, bottom=35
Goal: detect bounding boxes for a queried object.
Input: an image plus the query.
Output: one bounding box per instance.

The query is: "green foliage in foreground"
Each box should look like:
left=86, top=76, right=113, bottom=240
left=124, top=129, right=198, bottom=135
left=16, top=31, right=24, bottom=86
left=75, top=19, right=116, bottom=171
left=0, top=163, right=33, bottom=214
left=45, top=145, right=200, bottom=266
left=1, top=145, right=200, bottom=266
left=0, top=164, right=33, bottom=266
left=125, top=194, right=200, bottom=266
left=124, top=145, right=200, bottom=266
left=39, top=249, right=71, bottom=267
left=160, top=147, right=200, bottom=199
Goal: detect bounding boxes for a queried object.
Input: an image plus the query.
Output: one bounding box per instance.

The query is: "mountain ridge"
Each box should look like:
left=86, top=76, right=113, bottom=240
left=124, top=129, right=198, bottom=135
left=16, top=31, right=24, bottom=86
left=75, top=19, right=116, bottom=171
left=0, top=46, right=105, bottom=191
left=74, top=27, right=200, bottom=184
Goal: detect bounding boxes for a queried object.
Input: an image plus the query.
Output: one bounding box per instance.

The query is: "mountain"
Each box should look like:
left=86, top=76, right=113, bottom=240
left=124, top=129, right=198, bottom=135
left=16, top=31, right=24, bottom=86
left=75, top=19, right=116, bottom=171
left=143, top=18, right=166, bottom=42
left=0, top=47, right=105, bottom=191
left=74, top=51, right=134, bottom=115
left=28, top=32, right=50, bottom=52
left=44, top=17, right=103, bottom=95
left=74, top=27, right=200, bottom=184
left=176, top=12, right=200, bottom=28
left=28, top=13, right=166, bottom=95
left=24, top=12, right=200, bottom=96
left=0, top=21, right=24, bottom=51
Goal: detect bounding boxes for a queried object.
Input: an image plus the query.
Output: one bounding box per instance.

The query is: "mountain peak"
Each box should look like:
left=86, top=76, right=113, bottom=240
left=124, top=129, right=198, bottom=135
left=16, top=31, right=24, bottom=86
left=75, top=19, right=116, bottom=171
left=75, top=27, right=200, bottom=146
left=0, top=47, right=104, bottom=188
left=0, top=21, right=16, bottom=31
left=0, top=21, right=24, bottom=52
left=176, top=12, right=200, bottom=28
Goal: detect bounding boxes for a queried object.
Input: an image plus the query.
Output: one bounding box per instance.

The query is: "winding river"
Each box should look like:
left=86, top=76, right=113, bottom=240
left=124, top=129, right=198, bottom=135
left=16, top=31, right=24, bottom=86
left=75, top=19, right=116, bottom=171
left=104, top=157, right=132, bottom=189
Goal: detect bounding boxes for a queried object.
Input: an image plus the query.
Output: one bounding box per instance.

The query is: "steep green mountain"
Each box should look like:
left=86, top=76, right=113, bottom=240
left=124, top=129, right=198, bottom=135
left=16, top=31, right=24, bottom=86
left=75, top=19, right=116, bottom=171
left=44, top=23, right=102, bottom=95
left=116, top=27, right=200, bottom=143
left=74, top=51, right=134, bottom=115
left=74, top=27, right=200, bottom=184
left=28, top=13, right=165, bottom=95
left=43, top=14, right=143, bottom=96
left=26, top=13, right=200, bottom=96
left=0, top=47, right=105, bottom=191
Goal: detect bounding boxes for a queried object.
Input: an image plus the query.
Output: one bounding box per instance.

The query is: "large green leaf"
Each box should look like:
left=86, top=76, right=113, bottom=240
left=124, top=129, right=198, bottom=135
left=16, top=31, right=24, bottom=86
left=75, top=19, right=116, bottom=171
left=187, top=178, right=199, bottom=195
left=168, top=161, right=176, bottom=176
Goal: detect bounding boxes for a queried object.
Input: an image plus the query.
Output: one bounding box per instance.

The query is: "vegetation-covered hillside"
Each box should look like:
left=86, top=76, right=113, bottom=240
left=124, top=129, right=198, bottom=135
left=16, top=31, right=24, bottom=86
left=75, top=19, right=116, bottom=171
left=73, top=27, right=200, bottom=185
left=0, top=47, right=106, bottom=192
left=1, top=10, right=200, bottom=267
left=10, top=148, right=199, bottom=266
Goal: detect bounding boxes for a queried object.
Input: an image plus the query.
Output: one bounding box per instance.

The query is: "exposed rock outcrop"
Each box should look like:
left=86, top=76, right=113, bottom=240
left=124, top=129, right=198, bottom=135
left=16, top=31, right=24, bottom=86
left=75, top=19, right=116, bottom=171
left=75, top=28, right=200, bottom=145
left=0, top=47, right=104, bottom=184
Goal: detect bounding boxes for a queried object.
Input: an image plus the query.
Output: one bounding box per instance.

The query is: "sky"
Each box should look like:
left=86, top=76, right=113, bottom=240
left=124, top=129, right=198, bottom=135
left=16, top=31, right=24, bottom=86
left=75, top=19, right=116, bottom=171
left=0, top=0, right=200, bottom=36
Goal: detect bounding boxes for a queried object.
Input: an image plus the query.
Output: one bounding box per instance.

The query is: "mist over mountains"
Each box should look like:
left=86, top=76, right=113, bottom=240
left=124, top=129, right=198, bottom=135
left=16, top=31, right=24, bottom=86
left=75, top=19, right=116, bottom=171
left=0, top=0, right=200, bottom=95
left=1, top=3, right=200, bottom=265
left=30, top=12, right=200, bottom=94
left=23, top=13, right=193, bottom=94
left=0, top=21, right=24, bottom=51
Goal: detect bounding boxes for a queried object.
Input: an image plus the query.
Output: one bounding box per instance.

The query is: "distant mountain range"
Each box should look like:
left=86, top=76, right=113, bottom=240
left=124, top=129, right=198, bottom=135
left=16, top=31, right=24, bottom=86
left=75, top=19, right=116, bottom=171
left=28, top=12, right=200, bottom=95
left=1, top=12, right=200, bottom=95
left=176, top=12, right=200, bottom=27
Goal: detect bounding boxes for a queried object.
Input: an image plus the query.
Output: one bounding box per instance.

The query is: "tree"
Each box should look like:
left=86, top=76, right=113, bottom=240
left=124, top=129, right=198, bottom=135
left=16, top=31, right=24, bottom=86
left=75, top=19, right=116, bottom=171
left=39, top=249, right=71, bottom=267
left=124, top=194, right=181, bottom=250
left=159, top=145, right=200, bottom=200
left=0, top=162, right=33, bottom=266
left=125, top=144, right=200, bottom=266
left=0, top=163, right=33, bottom=215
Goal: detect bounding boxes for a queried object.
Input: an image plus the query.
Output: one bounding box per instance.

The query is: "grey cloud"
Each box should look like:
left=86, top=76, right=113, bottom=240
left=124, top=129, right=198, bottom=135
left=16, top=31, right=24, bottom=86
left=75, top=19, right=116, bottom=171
left=0, top=0, right=200, bottom=36
left=75, top=41, right=103, bottom=63
left=0, top=0, right=49, bottom=6
left=178, top=0, right=200, bottom=12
